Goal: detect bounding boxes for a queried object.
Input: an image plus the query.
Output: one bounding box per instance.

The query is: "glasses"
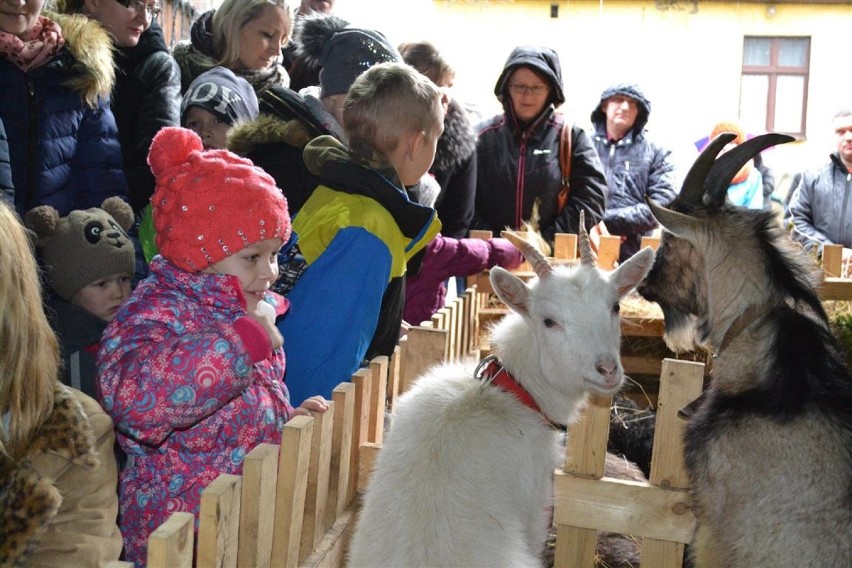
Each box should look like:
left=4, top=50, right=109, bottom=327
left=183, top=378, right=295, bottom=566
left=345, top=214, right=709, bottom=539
left=115, top=0, right=162, bottom=19
left=508, top=83, right=548, bottom=97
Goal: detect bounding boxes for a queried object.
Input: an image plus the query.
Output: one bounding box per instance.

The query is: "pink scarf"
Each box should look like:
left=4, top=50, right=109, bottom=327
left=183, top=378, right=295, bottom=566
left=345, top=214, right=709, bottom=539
left=0, top=15, right=65, bottom=72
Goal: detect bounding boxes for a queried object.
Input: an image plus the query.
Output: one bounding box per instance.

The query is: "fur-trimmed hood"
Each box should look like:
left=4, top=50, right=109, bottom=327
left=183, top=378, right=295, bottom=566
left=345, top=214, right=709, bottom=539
left=46, top=11, right=115, bottom=108
left=433, top=98, right=476, bottom=180
left=0, top=383, right=99, bottom=566
left=228, top=113, right=316, bottom=157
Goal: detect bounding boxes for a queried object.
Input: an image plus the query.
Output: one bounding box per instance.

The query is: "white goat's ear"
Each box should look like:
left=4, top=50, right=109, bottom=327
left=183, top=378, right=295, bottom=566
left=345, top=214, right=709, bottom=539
left=610, top=246, right=655, bottom=297
left=490, top=266, right=530, bottom=316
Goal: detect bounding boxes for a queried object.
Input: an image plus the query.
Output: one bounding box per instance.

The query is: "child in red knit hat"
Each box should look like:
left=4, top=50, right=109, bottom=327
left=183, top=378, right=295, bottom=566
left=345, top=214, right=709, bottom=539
left=97, top=127, right=328, bottom=567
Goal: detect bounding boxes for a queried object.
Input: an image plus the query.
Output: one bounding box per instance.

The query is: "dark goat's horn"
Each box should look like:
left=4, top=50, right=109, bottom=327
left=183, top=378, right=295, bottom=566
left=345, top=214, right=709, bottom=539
left=501, top=231, right=553, bottom=279
left=676, top=133, right=736, bottom=208
left=703, top=132, right=796, bottom=207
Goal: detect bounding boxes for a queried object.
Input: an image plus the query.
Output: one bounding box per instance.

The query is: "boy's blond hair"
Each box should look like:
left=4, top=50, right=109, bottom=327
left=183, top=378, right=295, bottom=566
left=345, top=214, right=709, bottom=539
left=343, top=62, right=442, bottom=156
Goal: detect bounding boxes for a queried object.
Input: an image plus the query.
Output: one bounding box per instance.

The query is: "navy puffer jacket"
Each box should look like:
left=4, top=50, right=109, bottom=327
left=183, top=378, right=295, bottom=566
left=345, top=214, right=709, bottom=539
left=0, top=117, right=12, bottom=204
left=0, top=12, right=127, bottom=217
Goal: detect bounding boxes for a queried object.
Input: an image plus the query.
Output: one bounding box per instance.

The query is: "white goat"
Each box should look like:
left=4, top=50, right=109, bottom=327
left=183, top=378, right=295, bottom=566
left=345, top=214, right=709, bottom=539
left=348, top=218, right=654, bottom=567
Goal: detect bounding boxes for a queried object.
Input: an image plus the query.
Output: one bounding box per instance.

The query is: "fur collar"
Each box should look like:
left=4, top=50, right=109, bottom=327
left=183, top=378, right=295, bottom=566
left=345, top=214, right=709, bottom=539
left=228, top=114, right=316, bottom=157
left=45, top=11, right=115, bottom=108
left=433, top=98, right=476, bottom=178
left=0, top=383, right=99, bottom=565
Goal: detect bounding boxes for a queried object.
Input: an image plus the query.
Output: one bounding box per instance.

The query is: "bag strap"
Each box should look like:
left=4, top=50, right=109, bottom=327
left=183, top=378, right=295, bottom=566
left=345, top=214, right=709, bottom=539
left=559, top=120, right=572, bottom=187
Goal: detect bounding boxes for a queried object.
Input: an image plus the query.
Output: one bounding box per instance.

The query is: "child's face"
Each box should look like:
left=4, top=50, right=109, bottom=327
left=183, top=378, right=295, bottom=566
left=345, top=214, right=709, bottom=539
left=184, top=106, right=231, bottom=150
left=205, top=238, right=284, bottom=313
left=72, top=272, right=132, bottom=322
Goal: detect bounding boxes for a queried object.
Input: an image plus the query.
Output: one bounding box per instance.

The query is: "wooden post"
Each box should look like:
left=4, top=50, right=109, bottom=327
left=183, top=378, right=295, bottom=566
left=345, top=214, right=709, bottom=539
left=597, top=235, right=622, bottom=270
left=198, top=473, right=242, bottom=568
left=469, top=230, right=492, bottom=240
left=367, top=356, right=389, bottom=444
left=270, top=415, right=313, bottom=568
left=823, top=243, right=843, bottom=277
left=327, top=383, right=355, bottom=526
left=387, top=341, right=403, bottom=412
left=398, top=326, right=449, bottom=395
left=238, top=443, right=279, bottom=568
left=348, top=369, right=371, bottom=503
left=554, top=233, right=577, bottom=260
left=147, top=511, right=194, bottom=568
left=641, top=235, right=661, bottom=252
left=299, top=407, right=334, bottom=562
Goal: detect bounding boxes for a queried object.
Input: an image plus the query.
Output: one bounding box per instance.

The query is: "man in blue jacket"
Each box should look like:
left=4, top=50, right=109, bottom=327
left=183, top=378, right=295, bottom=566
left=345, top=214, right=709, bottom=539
left=590, top=83, right=678, bottom=263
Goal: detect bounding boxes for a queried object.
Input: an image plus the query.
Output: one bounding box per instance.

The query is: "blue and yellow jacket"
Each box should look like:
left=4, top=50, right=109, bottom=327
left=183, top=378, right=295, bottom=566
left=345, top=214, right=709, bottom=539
left=278, top=136, right=441, bottom=404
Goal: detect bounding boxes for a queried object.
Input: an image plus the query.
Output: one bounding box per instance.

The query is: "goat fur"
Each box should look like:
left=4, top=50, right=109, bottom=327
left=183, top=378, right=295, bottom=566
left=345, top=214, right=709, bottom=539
left=348, top=231, right=654, bottom=567
left=644, top=133, right=852, bottom=567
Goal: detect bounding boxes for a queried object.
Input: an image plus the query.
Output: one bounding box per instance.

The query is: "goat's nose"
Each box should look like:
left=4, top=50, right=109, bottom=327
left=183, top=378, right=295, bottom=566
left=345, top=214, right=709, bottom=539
left=595, top=357, right=618, bottom=382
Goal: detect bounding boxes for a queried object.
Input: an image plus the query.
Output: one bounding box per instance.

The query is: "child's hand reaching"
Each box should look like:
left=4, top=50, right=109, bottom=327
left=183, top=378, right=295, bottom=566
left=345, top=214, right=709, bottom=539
left=291, top=395, right=330, bottom=417
left=248, top=299, right=284, bottom=350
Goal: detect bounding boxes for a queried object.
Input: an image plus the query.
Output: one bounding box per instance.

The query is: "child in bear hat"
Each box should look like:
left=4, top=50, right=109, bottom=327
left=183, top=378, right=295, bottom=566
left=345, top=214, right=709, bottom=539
left=25, top=196, right=135, bottom=399
left=97, top=127, right=328, bottom=567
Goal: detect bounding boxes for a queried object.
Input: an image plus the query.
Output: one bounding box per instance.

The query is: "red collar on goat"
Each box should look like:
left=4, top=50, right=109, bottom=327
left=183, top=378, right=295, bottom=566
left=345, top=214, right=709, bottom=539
left=475, top=355, right=560, bottom=428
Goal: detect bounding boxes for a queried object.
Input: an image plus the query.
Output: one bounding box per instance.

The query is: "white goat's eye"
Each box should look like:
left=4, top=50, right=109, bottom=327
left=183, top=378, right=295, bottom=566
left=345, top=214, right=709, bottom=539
left=543, top=317, right=556, bottom=328
left=613, top=303, right=621, bottom=315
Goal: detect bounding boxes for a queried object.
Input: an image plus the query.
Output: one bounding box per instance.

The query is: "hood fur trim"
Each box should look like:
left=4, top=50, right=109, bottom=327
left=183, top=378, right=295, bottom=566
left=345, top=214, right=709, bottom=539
left=0, top=384, right=98, bottom=565
left=228, top=114, right=315, bottom=157
left=432, top=99, right=476, bottom=178
left=46, top=11, right=115, bottom=108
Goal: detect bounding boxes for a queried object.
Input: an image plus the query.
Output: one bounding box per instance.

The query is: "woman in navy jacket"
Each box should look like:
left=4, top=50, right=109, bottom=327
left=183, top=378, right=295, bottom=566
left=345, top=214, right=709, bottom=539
left=0, top=8, right=127, bottom=217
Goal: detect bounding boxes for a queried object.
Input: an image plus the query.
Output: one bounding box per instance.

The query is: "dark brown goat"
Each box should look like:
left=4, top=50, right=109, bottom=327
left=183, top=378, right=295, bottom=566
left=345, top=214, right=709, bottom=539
left=641, top=133, right=852, bottom=567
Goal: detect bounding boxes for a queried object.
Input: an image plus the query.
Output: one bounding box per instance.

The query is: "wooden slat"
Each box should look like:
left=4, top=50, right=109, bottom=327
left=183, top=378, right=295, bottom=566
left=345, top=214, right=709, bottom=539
left=387, top=341, right=403, bottom=412
left=300, top=407, right=334, bottom=562
left=650, top=359, right=705, bottom=490
left=348, top=369, right=371, bottom=503
left=641, top=235, right=661, bottom=252
left=327, top=383, right=354, bottom=526
left=147, top=511, right=194, bottom=568
left=270, top=415, right=313, bottom=568
left=469, top=229, right=492, bottom=240
left=817, top=277, right=852, bottom=300
left=822, top=243, right=843, bottom=277
left=553, top=476, right=694, bottom=544
left=198, top=473, right=242, bottom=568
left=398, top=326, right=449, bottom=395
left=300, top=506, right=360, bottom=568
left=358, top=442, right=382, bottom=492
left=554, top=232, right=577, bottom=260
left=367, top=356, right=388, bottom=444
left=104, top=562, right=134, bottom=568
left=238, top=443, right=279, bottom=568
left=597, top=235, right=622, bottom=270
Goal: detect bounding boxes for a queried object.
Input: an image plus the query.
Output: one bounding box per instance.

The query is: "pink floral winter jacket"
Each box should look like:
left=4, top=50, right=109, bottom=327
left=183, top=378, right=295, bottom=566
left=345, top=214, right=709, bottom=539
left=97, top=256, right=294, bottom=566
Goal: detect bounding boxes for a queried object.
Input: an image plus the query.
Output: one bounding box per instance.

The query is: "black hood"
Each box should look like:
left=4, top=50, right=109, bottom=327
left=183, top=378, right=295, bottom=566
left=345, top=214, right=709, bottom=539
left=590, top=83, right=651, bottom=136
left=493, top=46, right=565, bottom=108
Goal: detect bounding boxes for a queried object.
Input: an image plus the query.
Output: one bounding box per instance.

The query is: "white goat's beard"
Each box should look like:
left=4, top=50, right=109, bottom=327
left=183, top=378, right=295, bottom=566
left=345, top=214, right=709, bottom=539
left=663, top=315, right=702, bottom=353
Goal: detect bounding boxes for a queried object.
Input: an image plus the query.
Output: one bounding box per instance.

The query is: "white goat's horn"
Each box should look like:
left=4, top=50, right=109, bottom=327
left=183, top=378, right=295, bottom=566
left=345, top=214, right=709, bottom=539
left=501, top=230, right=553, bottom=279
left=578, top=210, right=596, bottom=267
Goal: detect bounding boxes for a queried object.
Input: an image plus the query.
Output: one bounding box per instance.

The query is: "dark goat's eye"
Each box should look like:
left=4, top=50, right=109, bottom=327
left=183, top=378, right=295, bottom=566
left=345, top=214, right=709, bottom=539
left=543, top=317, right=556, bottom=328
left=613, top=303, right=621, bottom=315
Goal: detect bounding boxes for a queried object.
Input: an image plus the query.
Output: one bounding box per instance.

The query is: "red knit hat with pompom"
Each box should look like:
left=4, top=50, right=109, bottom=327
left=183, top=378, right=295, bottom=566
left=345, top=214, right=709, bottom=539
left=148, top=127, right=290, bottom=272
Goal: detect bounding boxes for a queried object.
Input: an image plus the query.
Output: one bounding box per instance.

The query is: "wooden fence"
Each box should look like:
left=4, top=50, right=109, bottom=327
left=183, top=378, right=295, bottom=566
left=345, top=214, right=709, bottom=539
left=128, top=233, right=852, bottom=568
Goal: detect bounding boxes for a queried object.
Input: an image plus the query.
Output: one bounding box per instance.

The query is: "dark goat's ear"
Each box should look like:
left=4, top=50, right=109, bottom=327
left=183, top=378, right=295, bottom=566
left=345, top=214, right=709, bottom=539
left=702, top=133, right=796, bottom=207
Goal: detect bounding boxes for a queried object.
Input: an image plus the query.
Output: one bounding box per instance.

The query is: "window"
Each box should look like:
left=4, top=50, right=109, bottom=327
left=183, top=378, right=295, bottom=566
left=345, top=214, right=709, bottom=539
left=740, top=36, right=810, bottom=137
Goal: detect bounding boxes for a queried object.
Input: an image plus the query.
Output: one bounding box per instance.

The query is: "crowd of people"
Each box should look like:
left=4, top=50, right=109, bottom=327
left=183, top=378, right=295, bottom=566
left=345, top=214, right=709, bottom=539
left=1, top=0, right=850, bottom=565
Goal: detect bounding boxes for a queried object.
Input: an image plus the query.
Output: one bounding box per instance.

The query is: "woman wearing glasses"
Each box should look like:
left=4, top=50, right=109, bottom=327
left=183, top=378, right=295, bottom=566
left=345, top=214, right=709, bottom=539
left=473, top=46, right=607, bottom=243
left=171, top=0, right=291, bottom=96
left=56, top=0, right=181, bottom=218
left=0, top=0, right=128, bottom=219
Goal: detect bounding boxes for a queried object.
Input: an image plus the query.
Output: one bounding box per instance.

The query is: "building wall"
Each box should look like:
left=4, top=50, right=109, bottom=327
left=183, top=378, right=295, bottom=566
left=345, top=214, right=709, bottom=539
left=336, top=0, right=851, bottom=185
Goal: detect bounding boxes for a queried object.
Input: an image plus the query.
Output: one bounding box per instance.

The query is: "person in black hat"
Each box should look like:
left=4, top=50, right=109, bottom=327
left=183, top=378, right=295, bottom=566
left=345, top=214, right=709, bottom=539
left=472, top=46, right=607, bottom=244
